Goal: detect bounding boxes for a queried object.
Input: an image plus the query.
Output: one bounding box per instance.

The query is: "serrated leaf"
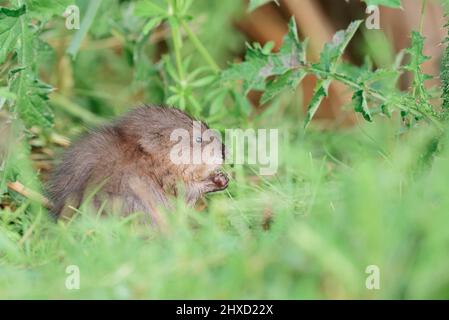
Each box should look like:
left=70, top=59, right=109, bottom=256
left=442, top=24, right=449, bottom=113
left=135, top=0, right=167, bottom=18
left=304, top=79, right=331, bottom=128
left=222, top=17, right=306, bottom=95
left=261, top=69, right=306, bottom=104
left=304, top=21, right=362, bottom=128
left=352, top=90, right=373, bottom=122
left=0, top=5, right=26, bottom=17
left=381, top=103, right=391, bottom=118
left=405, top=31, right=430, bottom=68
left=405, top=31, right=433, bottom=114
left=0, top=5, right=26, bottom=64
left=248, top=0, right=280, bottom=12
left=142, top=17, right=163, bottom=36
left=0, top=87, right=16, bottom=110
left=10, top=73, right=54, bottom=128
left=315, top=20, right=362, bottom=73
left=27, top=0, right=73, bottom=20
left=362, top=0, right=402, bottom=8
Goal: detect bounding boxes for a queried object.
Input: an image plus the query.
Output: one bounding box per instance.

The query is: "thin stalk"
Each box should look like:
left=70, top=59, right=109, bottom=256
left=170, top=18, right=185, bottom=82
left=180, top=19, right=221, bottom=73
left=419, top=0, right=427, bottom=34
left=168, top=0, right=185, bottom=83
left=66, top=0, right=103, bottom=58
left=50, top=93, right=105, bottom=126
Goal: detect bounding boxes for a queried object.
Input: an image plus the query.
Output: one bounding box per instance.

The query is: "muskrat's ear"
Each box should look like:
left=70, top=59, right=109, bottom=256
left=137, top=132, right=165, bottom=154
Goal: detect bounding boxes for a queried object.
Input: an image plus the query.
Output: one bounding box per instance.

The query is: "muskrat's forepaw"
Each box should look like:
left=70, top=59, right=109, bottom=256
left=211, top=171, right=229, bottom=190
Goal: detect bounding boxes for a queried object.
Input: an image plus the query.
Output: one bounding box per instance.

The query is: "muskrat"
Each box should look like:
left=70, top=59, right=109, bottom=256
left=47, top=106, right=229, bottom=223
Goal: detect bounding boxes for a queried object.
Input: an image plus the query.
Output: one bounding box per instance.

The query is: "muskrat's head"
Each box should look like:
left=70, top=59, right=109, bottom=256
left=119, top=106, right=228, bottom=194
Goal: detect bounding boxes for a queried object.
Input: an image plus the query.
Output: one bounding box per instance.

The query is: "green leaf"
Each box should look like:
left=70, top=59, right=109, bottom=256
left=404, top=31, right=433, bottom=115
left=442, top=25, right=449, bottom=115
left=141, top=17, right=163, bottom=36
left=66, top=0, right=103, bottom=58
left=362, top=0, right=402, bottom=8
left=0, top=87, right=16, bottom=110
left=0, top=5, right=26, bottom=17
left=222, top=17, right=306, bottom=95
left=0, top=5, right=26, bottom=64
left=315, top=20, right=363, bottom=73
left=27, top=0, right=73, bottom=20
left=304, top=21, right=362, bottom=128
left=1, top=3, right=53, bottom=128
left=304, top=79, right=331, bottom=128
left=261, top=69, right=306, bottom=104
left=352, top=90, right=373, bottom=122
left=381, top=103, right=391, bottom=118
left=248, top=0, right=280, bottom=12
left=0, top=87, right=17, bottom=100
left=10, top=74, right=54, bottom=128
left=135, top=0, right=167, bottom=18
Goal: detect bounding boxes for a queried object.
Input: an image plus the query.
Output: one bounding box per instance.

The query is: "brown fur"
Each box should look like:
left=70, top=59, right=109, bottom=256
left=47, top=106, right=228, bottom=221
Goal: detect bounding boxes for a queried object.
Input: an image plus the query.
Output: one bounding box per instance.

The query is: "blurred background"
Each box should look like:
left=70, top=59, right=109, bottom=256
left=34, top=0, right=448, bottom=129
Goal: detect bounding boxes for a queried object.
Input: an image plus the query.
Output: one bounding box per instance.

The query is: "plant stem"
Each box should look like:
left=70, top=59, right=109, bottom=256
left=419, top=0, right=427, bottom=34
left=13, top=0, right=31, bottom=115
left=180, top=19, right=221, bottom=73
left=7, top=181, right=51, bottom=209
left=66, top=0, right=103, bottom=58
left=306, top=65, right=443, bottom=131
left=169, top=17, right=185, bottom=82
left=50, top=93, right=105, bottom=126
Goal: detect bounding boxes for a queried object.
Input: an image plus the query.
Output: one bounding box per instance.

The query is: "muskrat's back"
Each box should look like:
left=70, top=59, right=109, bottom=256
left=47, top=126, right=123, bottom=216
left=47, top=106, right=228, bottom=220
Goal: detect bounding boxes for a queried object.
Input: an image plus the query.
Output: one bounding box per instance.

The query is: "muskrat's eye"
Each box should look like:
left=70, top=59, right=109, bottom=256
left=195, top=137, right=202, bottom=143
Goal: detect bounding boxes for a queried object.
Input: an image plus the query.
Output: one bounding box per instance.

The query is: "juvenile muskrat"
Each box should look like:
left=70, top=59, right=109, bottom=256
left=47, top=106, right=229, bottom=222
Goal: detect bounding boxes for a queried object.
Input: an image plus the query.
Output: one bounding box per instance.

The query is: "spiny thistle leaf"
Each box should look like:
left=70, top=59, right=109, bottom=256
left=314, top=20, right=363, bottom=74
left=304, top=80, right=331, bottom=128
left=10, top=73, right=54, bottom=128
left=1, top=3, right=55, bottom=128
left=304, top=20, right=362, bottom=128
left=222, top=17, right=307, bottom=96
left=404, top=31, right=433, bottom=115
left=0, top=5, right=26, bottom=64
left=352, top=90, right=373, bottom=122
left=261, top=69, right=306, bottom=104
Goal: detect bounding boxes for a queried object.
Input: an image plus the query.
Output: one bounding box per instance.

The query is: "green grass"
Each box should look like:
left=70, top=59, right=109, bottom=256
left=1, top=118, right=449, bottom=299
